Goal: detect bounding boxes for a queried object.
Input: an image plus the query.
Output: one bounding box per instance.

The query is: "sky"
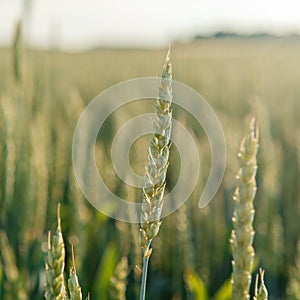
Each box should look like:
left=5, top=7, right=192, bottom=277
left=1, top=0, right=300, bottom=50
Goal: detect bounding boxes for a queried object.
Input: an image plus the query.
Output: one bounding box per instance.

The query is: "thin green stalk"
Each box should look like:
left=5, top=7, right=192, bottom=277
left=0, top=230, right=27, bottom=300
left=12, top=20, right=22, bottom=84
left=140, top=255, right=150, bottom=300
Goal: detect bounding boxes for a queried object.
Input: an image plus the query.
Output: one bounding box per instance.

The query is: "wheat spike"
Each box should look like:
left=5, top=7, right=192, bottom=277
left=230, top=119, right=259, bottom=300
left=109, top=257, right=129, bottom=300
left=45, top=204, right=67, bottom=300
left=139, top=49, right=172, bottom=256
left=139, top=49, right=173, bottom=300
left=68, top=246, right=83, bottom=300
left=254, top=269, right=268, bottom=300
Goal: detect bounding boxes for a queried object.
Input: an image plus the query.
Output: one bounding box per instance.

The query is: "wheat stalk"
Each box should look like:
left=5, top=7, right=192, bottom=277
left=1, top=95, right=17, bottom=215
left=230, top=119, right=259, bottom=300
left=0, top=230, right=27, bottom=300
left=12, top=20, right=22, bottom=84
left=31, top=116, right=49, bottom=239
left=45, top=204, right=67, bottom=300
left=139, top=48, right=172, bottom=300
left=176, top=204, right=195, bottom=269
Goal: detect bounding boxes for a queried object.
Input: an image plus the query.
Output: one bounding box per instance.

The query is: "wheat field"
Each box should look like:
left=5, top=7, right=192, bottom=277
left=0, top=36, right=300, bottom=300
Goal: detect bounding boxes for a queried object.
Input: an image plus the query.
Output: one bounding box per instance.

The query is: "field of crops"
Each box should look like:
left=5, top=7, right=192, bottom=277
left=0, top=35, right=300, bottom=300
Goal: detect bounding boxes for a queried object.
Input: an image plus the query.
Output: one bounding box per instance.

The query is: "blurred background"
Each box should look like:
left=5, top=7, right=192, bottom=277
left=0, top=0, right=300, bottom=299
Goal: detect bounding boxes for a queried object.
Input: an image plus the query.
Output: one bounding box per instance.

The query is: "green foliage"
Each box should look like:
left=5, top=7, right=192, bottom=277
left=93, top=243, right=118, bottom=298
left=287, top=240, right=300, bottom=299
left=184, top=268, right=209, bottom=300
left=213, top=277, right=232, bottom=300
left=184, top=268, right=232, bottom=300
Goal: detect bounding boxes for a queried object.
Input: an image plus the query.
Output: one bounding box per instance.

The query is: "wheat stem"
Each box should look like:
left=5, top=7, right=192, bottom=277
left=140, top=255, right=150, bottom=300
left=12, top=20, right=22, bottom=84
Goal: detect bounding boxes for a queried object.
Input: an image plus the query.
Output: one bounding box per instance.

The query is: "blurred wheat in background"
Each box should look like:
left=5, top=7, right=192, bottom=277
left=0, top=17, right=300, bottom=300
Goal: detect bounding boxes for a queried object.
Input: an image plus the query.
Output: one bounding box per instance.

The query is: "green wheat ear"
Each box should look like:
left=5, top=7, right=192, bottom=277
left=254, top=269, right=268, bottom=300
left=45, top=204, right=67, bottom=300
left=139, top=48, right=172, bottom=257
left=109, top=256, right=129, bottom=300
left=139, top=49, right=173, bottom=300
left=68, top=246, right=83, bottom=300
left=230, top=119, right=259, bottom=300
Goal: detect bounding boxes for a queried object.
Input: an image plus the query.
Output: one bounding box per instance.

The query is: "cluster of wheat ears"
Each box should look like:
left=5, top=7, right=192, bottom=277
left=44, top=51, right=268, bottom=300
